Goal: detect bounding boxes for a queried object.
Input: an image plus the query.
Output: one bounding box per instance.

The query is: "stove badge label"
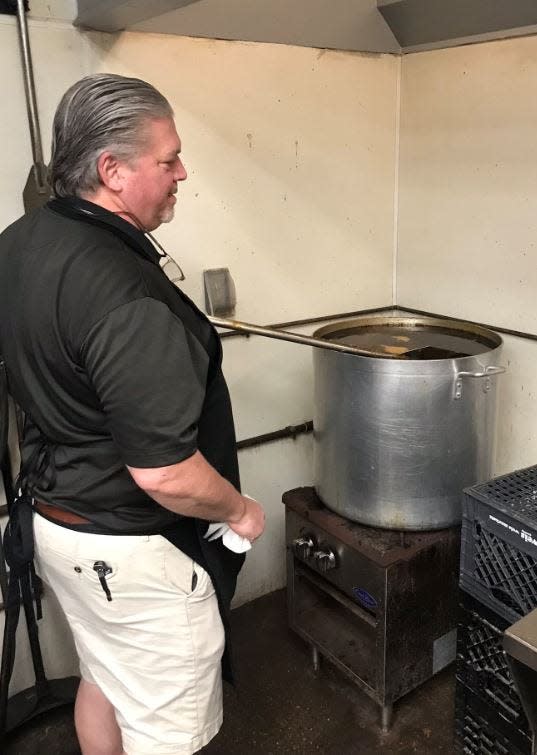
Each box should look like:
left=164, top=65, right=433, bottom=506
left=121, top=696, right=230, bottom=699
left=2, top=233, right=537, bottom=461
left=352, top=587, right=377, bottom=610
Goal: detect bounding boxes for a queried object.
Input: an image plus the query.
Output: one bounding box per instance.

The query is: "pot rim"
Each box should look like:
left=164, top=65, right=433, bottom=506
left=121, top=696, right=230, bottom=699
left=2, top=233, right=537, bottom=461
left=313, top=315, right=502, bottom=354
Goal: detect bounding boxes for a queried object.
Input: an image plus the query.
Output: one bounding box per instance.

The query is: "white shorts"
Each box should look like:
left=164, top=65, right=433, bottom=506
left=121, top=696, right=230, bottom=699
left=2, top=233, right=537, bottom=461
left=33, top=513, right=225, bottom=755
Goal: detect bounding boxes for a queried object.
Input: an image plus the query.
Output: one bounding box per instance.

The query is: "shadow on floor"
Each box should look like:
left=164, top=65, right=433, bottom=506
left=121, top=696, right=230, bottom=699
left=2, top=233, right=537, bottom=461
left=4, top=588, right=454, bottom=754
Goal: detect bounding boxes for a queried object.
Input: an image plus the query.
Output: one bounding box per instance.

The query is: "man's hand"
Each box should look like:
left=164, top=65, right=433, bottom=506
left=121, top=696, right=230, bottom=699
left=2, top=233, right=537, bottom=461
left=227, top=496, right=265, bottom=542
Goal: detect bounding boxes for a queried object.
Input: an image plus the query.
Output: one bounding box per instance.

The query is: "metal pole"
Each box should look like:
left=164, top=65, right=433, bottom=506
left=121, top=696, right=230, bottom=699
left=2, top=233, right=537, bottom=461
left=16, top=0, right=47, bottom=191
left=208, top=316, right=396, bottom=359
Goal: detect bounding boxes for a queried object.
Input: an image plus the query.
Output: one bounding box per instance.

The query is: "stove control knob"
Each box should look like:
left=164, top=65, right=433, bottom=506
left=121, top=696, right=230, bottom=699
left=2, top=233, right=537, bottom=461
left=313, top=548, right=336, bottom=572
left=293, top=536, right=315, bottom=560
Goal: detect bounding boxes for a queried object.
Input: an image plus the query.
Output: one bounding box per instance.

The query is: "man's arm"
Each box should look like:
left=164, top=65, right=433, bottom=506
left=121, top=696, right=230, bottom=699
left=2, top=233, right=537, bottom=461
left=128, top=450, right=265, bottom=541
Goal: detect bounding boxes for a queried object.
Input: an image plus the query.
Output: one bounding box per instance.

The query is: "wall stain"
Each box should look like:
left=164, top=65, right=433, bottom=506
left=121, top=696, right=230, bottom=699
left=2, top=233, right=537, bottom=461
left=315, top=48, right=386, bottom=61
left=247, top=133, right=253, bottom=149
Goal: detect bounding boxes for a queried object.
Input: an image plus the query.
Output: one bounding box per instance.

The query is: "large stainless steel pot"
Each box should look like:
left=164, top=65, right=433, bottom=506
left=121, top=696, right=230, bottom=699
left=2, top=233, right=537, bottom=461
left=312, top=316, right=504, bottom=530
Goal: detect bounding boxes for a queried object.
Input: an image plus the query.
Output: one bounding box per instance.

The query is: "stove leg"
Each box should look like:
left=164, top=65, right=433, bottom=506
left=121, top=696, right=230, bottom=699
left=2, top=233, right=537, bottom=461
left=381, top=704, right=393, bottom=733
left=312, top=646, right=320, bottom=675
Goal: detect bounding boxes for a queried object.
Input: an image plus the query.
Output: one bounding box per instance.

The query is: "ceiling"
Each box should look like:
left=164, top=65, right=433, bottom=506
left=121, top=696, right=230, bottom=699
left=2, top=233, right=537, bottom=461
left=74, top=0, right=537, bottom=54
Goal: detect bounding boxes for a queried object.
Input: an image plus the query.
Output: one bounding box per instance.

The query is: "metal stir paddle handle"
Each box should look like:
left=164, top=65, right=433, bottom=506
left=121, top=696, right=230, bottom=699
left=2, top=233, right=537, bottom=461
left=208, top=316, right=398, bottom=359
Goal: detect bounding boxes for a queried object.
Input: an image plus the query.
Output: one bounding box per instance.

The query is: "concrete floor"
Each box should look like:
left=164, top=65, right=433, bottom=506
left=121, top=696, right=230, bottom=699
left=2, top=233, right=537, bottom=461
left=4, top=588, right=455, bottom=754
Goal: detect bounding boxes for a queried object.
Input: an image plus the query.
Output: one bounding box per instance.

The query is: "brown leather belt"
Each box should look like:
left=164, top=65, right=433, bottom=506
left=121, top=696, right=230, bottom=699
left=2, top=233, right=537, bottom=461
left=34, top=501, right=91, bottom=525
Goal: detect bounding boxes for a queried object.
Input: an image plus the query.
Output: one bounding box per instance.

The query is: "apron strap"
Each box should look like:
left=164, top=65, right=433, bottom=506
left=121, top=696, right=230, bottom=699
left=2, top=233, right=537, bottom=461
left=0, top=356, right=47, bottom=741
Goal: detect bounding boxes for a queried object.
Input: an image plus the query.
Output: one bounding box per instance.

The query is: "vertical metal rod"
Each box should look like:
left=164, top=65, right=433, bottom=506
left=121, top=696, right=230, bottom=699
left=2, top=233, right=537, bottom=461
left=381, top=703, right=393, bottom=733
left=312, top=646, right=320, bottom=675
left=16, top=0, right=47, bottom=190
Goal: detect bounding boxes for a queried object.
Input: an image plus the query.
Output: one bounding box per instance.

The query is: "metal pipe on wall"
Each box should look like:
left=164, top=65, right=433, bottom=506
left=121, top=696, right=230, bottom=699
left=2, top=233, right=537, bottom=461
left=236, top=421, right=313, bottom=451
left=15, top=0, right=47, bottom=191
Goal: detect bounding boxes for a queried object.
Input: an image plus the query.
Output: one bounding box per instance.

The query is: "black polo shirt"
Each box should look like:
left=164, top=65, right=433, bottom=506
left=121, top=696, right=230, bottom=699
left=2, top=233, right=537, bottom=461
left=0, top=197, right=240, bottom=533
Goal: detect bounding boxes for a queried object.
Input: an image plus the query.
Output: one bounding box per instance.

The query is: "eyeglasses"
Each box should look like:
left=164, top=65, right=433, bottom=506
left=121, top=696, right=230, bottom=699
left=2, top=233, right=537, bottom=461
left=157, top=249, right=186, bottom=285
left=113, top=210, right=186, bottom=283
left=143, top=229, right=186, bottom=283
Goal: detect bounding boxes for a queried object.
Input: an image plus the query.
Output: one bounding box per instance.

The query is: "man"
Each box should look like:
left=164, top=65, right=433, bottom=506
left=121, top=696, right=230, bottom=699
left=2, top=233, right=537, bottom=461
left=0, top=73, right=265, bottom=755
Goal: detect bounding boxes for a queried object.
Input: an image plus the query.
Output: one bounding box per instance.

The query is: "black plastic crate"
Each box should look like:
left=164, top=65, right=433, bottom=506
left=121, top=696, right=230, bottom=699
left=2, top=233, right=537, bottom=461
left=455, top=679, right=531, bottom=755
left=460, top=465, right=537, bottom=623
left=457, top=592, right=529, bottom=732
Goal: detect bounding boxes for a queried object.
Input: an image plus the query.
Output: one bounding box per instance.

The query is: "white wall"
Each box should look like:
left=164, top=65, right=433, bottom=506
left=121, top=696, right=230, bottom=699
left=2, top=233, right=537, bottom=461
left=398, top=35, right=537, bottom=476
left=87, top=33, right=398, bottom=324
left=28, top=0, right=77, bottom=22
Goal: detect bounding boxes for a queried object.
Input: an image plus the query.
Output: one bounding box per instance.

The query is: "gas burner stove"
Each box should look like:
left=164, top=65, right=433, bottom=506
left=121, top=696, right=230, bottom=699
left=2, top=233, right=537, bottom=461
left=284, top=487, right=460, bottom=730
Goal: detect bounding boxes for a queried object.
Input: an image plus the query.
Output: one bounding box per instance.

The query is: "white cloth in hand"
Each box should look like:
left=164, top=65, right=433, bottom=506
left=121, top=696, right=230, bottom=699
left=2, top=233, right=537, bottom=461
left=203, top=495, right=256, bottom=553
left=204, top=522, right=251, bottom=553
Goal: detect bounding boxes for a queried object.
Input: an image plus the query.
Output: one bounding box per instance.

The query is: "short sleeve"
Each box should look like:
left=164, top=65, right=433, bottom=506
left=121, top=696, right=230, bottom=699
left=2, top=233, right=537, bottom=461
left=79, top=297, right=209, bottom=467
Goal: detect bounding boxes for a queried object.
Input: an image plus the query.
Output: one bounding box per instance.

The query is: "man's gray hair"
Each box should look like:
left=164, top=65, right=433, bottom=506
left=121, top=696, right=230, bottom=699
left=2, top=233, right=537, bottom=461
left=50, top=73, right=173, bottom=198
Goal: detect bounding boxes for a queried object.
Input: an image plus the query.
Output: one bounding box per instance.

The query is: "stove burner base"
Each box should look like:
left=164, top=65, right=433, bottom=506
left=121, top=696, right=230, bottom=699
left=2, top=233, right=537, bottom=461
left=284, top=487, right=460, bottom=731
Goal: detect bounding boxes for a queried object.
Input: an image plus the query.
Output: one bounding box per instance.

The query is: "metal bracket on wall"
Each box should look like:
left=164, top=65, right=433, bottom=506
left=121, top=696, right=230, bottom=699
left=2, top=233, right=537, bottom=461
left=203, top=268, right=236, bottom=318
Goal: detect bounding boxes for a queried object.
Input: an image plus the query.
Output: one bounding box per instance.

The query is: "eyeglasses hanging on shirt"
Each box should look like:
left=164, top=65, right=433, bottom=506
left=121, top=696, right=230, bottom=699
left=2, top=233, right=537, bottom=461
left=113, top=210, right=186, bottom=284
left=144, top=231, right=186, bottom=284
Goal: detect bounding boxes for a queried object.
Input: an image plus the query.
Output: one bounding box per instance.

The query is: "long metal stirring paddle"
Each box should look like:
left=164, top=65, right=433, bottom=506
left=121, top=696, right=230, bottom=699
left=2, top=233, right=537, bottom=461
left=208, top=316, right=400, bottom=359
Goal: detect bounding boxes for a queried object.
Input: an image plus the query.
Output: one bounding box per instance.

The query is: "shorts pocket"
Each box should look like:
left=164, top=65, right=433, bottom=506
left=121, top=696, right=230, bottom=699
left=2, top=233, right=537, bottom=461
left=161, top=538, right=196, bottom=596
left=188, top=564, right=216, bottom=604
left=75, top=557, right=120, bottom=602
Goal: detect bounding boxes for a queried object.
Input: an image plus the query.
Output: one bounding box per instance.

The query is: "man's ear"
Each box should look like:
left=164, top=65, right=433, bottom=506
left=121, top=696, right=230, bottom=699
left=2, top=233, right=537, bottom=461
left=97, top=152, right=126, bottom=191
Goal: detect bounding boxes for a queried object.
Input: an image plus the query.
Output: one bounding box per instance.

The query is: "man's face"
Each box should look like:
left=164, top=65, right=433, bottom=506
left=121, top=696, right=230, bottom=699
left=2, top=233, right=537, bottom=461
left=119, top=117, right=187, bottom=231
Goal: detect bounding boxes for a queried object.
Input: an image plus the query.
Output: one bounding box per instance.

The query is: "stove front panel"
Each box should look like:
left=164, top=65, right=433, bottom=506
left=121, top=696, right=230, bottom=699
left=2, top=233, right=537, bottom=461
left=285, top=502, right=459, bottom=708
left=286, top=509, right=386, bottom=618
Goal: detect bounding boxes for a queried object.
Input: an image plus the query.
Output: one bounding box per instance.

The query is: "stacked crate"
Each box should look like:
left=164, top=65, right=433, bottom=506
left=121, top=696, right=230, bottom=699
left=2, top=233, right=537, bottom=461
left=456, top=465, right=537, bottom=754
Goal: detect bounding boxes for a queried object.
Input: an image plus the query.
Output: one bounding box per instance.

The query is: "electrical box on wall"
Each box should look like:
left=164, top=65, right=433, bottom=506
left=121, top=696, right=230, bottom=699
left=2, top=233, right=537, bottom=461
left=203, top=268, right=236, bottom=318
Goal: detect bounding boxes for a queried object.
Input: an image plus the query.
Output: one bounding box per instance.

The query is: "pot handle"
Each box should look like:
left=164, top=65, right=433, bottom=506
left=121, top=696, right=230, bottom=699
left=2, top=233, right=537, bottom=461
left=453, top=365, right=506, bottom=400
